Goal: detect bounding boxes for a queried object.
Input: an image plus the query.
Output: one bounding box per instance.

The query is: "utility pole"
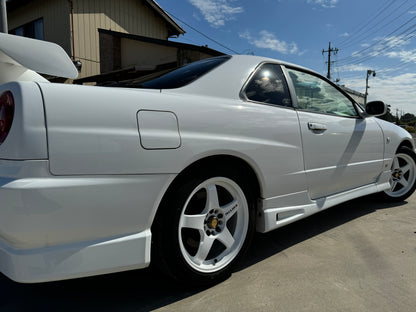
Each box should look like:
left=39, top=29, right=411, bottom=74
left=365, top=69, right=376, bottom=105
left=0, top=0, right=7, bottom=33
left=322, top=42, right=338, bottom=80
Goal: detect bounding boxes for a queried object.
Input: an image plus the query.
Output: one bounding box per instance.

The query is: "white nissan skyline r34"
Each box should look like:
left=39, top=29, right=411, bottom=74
left=0, top=33, right=415, bottom=285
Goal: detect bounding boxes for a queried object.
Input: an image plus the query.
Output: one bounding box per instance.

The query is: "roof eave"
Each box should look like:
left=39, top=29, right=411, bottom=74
left=144, top=0, right=185, bottom=37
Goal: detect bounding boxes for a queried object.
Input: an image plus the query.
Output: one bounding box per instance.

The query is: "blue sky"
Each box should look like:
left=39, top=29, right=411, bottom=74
left=157, top=0, right=416, bottom=116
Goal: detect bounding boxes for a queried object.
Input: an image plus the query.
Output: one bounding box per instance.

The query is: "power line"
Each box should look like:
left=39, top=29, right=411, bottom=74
left=165, top=11, right=240, bottom=55
left=340, top=0, right=415, bottom=50
left=333, top=0, right=416, bottom=80
left=378, top=55, right=416, bottom=75
left=336, top=15, right=416, bottom=65
left=337, top=0, right=395, bottom=48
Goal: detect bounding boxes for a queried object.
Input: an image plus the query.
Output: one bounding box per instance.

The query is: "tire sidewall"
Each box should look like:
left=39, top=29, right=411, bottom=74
left=382, top=146, right=416, bottom=202
left=152, top=167, right=256, bottom=285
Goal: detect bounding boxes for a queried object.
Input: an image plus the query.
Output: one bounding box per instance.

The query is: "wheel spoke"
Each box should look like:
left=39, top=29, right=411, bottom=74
left=398, top=177, right=409, bottom=188
left=217, top=228, right=235, bottom=249
left=384, top=150, right=416, bottom=200
left=178, top=176, right=250, bottom=274
left=205, top=183, right=220, bottom=212
left=401, top=163, right=411, bottom=175
left=194, top=234, right=215, bottom=264
left=180, top=214, right=206, bottom=230
left=222, top=199, right=239, bottom=221
left=392, top=157, right=400, bottom=170
left=391, top=180, right=398, bottom=191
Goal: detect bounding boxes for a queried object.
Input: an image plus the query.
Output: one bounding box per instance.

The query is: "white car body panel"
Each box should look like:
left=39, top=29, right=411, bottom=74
left=0, top=37, right=414, bottom=283
left=0, top=33, right=78, bottom=84
left=0, top=82, right=48, bottom=160
left=297, top=111, right=384, bottom=199
left=40, top=83, right=306, bottom=201
left=0, top=158, right=174, bottom=282
left=137, top=110, right=181, bottom=149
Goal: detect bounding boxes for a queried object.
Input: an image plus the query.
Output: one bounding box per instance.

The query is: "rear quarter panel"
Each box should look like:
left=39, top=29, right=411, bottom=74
left=39, top=83, right=306, bottom=199
left=0, top=81, right=47, bottom=160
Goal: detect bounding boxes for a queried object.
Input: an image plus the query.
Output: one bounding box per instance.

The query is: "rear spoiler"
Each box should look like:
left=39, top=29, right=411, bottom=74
left=0, top=33, right=78, bottom=84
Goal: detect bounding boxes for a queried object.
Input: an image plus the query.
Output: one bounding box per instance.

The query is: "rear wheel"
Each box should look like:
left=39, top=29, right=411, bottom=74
left=152, top=169, right=255, bottom=285
left=381, top=146, right=416, bottom=202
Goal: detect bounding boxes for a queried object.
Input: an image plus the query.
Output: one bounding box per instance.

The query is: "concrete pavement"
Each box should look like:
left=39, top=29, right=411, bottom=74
left=1, top=194, right=415, bottom=311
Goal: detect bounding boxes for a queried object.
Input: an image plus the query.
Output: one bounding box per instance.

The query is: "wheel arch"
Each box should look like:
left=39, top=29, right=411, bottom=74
left=397, top=139, right=415, bottom=152
left=151, top=154, right=262, bottom=228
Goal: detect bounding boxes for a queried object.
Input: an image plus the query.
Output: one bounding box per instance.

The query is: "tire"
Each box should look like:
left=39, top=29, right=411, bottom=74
left=152, top=167, right=256, bottom=286
left=381, top=146, right=416, bottom=202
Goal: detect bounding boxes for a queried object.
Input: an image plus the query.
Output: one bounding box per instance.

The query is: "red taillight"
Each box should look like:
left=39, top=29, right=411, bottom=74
left=0, top=91, right=15, bottom=144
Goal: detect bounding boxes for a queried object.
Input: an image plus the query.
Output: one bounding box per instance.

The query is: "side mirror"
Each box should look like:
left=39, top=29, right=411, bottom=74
left=365, top=101, right=387, bottom=117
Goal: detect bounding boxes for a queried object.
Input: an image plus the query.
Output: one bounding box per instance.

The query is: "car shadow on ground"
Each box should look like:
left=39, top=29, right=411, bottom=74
left=235, top=196, right=406, bottom=271
left=0, top=197, right=406, bottom=312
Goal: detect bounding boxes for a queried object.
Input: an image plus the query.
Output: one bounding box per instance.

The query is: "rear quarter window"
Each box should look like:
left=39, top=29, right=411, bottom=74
left=243, top=63, right=292, bottom=107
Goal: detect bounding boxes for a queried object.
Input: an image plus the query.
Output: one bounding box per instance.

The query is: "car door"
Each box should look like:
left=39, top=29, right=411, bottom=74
left=284, top=67, right=384, bottom=199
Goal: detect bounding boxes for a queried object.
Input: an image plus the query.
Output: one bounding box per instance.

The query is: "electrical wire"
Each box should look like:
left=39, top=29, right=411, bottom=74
left=340, top=0, right=415, bottom=50
left=165, top=11, right=240, bottom=55
left=337, top=0, right=396, bottom=48
left=337, top=15, right=416, bottom=65
left=333, top=0, right=416, bottom=82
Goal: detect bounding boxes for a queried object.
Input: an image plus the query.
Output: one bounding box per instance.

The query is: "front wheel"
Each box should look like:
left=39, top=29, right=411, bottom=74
left=152, top=169, right=255, bottom=285
left=381, top=146, right=416, bottom=202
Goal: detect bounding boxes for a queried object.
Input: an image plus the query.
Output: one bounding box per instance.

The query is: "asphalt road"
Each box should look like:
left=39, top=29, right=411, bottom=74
left=1, top=194, right=415, bottom=312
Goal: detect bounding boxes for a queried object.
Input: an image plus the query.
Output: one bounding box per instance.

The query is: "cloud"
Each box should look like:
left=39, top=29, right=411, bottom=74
left=385, top=49, right=416, bottom=63
left=240, top=30, right=300, bottom=55
left=339, top=32, right=349, bottom=38
left=307, top=0, right=338, bottom=8
left=344, top=73, right=416, bottom=114
left=338, top=64, right=368, bottom=72
left=381, top=35, right=409, bottom=49
left=188, top=0, right=243, bottom=27
left=351, top=35, right=412, bottom=59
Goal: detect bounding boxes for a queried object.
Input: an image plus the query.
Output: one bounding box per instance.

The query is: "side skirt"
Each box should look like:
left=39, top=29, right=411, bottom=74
left=257, top=172, right=391, bottom=233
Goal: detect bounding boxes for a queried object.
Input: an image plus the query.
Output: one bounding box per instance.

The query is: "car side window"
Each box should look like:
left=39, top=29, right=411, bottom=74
left=244, top=64, right=292, bottom=107
left=286, top=68, right=358, bottom=117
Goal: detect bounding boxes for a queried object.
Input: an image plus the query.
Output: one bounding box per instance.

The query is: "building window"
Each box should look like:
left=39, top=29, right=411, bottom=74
left=10, top=18, right=44, bottom=40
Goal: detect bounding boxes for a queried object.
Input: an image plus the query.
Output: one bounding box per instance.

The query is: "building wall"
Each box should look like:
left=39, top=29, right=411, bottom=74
left=120, top=40, right=216, bottom=69
left=340, top=86, right=365, bottom=106
left=348, top=93, right=365, bottom=106
left=8, top=0, right=174, bottom=79
left=8, top=0, right=71, bottom=56
left=98, top=30, right=224, bottom=76
left=121, top=38, right=177, bottom=69
left=73, top=0, right=170, bottom=78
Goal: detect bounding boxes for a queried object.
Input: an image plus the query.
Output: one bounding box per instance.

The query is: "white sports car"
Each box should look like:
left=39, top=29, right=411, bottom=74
left=1, top=34, right=415, bottom=285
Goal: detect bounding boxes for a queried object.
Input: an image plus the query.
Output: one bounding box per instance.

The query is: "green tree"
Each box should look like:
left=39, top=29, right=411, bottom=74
left=400, top=113, right=416, bottom=126
left=378, top=104, right=395, bottom=123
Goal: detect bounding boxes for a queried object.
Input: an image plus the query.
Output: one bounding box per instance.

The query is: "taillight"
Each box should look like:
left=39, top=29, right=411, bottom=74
left=0, top=91, right=15, bottom=144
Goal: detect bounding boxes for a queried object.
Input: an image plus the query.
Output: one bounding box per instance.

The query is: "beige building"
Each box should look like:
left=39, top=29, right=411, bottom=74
left=76, top=28, right=224, bottom=84
left=340, top=85, right=365, bottom=106
left=6, top=0, right=220, bottom=80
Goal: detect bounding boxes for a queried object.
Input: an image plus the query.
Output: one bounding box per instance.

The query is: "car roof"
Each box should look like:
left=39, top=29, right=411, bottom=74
left=164, top=55, right=318, bottom=100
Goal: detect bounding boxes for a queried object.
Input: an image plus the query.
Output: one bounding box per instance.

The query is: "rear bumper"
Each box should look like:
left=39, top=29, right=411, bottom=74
left=0, top=159, right=175, bottom=282
left=0, top=230, right=151, bottom=283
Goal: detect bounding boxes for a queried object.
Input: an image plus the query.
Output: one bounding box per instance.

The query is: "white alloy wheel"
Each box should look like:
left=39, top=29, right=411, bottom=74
left=178, top=177, right=249, bottom=273
left=384, top=150, right=416, bottom=199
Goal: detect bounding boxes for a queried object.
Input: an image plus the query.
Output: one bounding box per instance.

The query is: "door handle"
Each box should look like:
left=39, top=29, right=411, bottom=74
left=308, top=122, right=327, bottom=131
